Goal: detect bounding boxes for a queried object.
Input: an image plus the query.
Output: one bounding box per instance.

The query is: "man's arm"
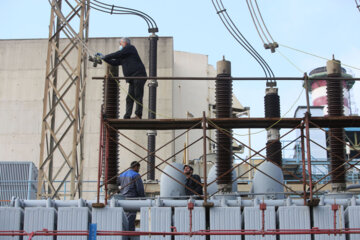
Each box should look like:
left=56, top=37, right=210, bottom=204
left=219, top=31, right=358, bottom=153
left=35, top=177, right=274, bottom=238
left=135, top=176, right=145, bottom=197
left=103, top=45, right=134, bottom=64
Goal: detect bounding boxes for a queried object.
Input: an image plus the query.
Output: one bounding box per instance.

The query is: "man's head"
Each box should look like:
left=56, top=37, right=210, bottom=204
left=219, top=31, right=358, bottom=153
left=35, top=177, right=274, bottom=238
left=183, top=165, right=193, bottom=176
left=130, top=161, right=140, bottom=172
left=120, top=37, right=131, bottom=49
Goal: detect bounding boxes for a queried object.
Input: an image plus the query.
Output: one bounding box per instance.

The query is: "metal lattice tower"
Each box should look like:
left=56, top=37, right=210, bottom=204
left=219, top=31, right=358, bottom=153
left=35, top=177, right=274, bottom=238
left=37, top=0, right=90, bottom=199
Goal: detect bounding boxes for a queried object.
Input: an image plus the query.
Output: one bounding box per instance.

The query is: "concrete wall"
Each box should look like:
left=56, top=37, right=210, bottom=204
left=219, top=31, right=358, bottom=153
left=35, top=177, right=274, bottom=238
left=0, top=37, right=221, bottom=199
left=173, top=51, right=216, bottom=163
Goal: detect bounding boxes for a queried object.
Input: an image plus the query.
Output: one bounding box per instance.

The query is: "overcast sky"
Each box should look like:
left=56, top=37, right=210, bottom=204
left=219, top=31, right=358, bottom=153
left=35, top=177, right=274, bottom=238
left=1, top=0, right=359, bottom=158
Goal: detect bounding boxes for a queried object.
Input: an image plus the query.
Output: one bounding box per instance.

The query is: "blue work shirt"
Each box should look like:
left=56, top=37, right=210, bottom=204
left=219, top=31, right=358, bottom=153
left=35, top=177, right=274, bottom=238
left=117, top=169, right=145, bottom=198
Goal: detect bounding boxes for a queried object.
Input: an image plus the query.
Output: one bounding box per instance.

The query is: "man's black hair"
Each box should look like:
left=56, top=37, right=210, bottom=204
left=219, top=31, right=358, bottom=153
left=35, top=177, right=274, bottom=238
left=130, top=161, right=140, bottom=168
left=183, top=164, right=193, bottom=171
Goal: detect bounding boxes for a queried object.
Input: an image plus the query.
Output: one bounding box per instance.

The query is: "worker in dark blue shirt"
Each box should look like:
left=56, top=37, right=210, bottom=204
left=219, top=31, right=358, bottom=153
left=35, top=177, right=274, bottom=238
left=117, top=161, right=145, bottom=231
left=102, top=38, right=147, bottom=119
left=183, top=165, right=203, bottom=196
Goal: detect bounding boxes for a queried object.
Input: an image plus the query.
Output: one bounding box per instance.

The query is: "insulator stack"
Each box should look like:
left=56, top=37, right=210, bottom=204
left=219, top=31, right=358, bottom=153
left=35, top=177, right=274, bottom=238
left=264, top=92, right=280, bottom=118
left=326, top=59, right=346, bottom=191
left=266, top=140, right=282, bottom=166
left=103, top=65, right=119, bottom=186
left=215, top=59, right=233, bottom=191
left=264, top=87, right=282, bottom=166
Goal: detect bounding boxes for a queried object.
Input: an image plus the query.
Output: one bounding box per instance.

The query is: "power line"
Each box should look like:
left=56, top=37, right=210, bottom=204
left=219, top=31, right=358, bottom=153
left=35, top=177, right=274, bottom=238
left=246, top=0, right=278, bottom=52
left=254, top=0, right=275, bottom=43
left=248, top=0, right=270, bottom=44
left=280, top=43, right=360, bottom=71
left=211, top=0, right=276, bottom=85
left=88, top=0, right=158, bottom=32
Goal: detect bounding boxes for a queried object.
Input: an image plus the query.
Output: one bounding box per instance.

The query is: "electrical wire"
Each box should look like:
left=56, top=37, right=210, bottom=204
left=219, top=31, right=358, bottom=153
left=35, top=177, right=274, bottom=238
left=48, top=0, right=158, bottom=57
left=211, top=0, right=275, bottom=83
left=89, top=0, right=158, bottom=31
left=280, top=43, right=360, bottom=71
left=277, top=49, right=305, bottom=74
left=246, top=0, right=277, bottom=52
left=254, top=0, right=275, bottom=42
left=248, top=0, right=270, bottom=44
left=217, top=0, right=275, bottom=79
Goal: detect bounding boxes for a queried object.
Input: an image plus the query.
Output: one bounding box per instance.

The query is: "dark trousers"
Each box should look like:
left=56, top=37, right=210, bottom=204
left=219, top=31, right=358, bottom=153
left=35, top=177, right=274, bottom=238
left=126, top=211, right=137, bottom=231
left=124, top=79, right=146, bottom=119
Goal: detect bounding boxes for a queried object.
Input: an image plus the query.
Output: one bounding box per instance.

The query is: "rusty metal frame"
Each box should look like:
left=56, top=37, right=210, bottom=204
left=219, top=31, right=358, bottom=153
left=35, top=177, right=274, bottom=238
left=97, top=112, right=360, bottom=204
left=37, top=0, right=90, bottom=200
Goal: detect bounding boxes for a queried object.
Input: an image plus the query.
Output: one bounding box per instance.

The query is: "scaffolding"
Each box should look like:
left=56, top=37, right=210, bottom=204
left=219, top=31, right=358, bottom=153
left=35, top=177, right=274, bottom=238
left=94, top=75, right=360, bottom=207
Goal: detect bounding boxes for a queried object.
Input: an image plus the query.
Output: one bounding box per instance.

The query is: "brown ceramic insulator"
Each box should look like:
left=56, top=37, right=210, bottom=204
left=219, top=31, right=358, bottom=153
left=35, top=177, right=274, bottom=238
left=102, top=67, right=119, bottom=185
left=215, top=74, right=233, bottom=185
left=266, top=140, right=282, bottom=166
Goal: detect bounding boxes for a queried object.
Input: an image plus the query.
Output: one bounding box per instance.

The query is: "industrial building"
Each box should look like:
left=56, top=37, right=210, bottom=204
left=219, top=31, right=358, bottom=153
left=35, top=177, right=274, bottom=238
left=0, top=37, right=248, bottom=200
left=1, top=1, right=360, bottom=239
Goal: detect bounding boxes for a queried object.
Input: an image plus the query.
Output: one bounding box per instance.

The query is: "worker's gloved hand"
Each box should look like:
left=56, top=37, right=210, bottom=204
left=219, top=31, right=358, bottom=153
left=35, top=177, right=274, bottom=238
left=96, top=52, right=105, bottom=59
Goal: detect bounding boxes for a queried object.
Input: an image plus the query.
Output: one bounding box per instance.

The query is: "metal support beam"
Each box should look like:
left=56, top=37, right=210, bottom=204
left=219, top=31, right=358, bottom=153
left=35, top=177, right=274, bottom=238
left=106, top=116, right=360, bottom=130
left=37, top=0, right=90, bottom=200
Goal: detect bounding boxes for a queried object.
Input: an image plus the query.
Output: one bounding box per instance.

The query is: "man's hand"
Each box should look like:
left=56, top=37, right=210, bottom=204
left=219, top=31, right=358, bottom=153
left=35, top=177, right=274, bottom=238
left=96, top=52, right=105, bottom=59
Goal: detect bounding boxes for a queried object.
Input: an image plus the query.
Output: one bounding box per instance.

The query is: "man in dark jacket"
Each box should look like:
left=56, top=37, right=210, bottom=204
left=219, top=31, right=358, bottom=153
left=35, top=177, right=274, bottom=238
left=183, top=165, right=203, bottom=196
left=102, top=38, right=147, bottom=119
left=117, top=161, right=145, bottom=231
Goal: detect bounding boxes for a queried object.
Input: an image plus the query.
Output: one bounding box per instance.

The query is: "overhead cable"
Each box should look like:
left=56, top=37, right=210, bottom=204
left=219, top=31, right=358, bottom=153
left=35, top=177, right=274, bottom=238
left=89, top=0, right=158, bottom=32
left=254, top=0, right=275, bottom=42
left=211, top=0, right=276, bottom=85
left=246, top=0, right=278, bottom=52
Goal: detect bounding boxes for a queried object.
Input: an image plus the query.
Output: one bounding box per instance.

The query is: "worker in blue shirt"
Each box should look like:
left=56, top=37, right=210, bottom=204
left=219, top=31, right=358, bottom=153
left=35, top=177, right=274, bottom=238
left=102, top=37, right=147, bottom=119
left=118, top=161, right=145, bottom=231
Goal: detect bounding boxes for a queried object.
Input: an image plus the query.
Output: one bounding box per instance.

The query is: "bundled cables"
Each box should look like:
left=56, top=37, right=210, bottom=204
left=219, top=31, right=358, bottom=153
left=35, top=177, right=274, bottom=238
left=245, top=0, right=278, bottom=52
left=211, top=0, right=276, bottom=86
left=88, top=0, right=158, bottom=33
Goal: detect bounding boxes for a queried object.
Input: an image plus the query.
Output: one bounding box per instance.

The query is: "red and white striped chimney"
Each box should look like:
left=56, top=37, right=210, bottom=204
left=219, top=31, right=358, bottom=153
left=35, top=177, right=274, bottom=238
left=308, top=67, right=354, bottom=116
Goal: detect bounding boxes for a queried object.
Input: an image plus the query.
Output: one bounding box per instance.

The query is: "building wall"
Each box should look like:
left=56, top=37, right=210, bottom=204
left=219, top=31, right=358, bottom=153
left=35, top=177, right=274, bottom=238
left=173, top=51, right=216, bottom=163
left=0, top=37, right=221, bottom=199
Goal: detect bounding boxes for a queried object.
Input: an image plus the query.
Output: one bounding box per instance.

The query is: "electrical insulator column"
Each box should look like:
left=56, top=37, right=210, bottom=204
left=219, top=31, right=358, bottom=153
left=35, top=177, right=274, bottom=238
left=103, top=65, right=119, bottom=192
left=215, top=58, right=233, bottom=192
left=264, top=87, right=282, bottom=166
left=326, top=58, right=346, bottom=192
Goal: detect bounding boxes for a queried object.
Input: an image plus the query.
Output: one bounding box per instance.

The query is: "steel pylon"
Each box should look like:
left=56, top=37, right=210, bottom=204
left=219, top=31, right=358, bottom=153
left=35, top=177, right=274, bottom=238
left=37, top=0, right=90, bottom=199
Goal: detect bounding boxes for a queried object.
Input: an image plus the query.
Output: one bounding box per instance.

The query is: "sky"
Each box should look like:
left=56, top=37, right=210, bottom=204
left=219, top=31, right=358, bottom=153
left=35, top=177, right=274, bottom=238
left=0, top=0, right=359, bottom=158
